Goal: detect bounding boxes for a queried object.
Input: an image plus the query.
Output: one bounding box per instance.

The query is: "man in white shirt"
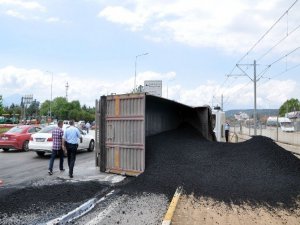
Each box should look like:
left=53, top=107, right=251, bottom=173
left=63, top=120, right=82, bottom=178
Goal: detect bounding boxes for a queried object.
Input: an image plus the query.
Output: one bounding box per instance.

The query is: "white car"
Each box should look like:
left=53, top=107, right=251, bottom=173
left=29, top=125, right=95, bottom=157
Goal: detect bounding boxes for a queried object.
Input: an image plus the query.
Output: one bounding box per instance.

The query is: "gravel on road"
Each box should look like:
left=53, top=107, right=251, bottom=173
left=123, top=123, right=300, bottom=210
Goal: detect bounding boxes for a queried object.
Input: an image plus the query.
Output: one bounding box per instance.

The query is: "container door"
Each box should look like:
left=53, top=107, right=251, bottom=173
left=105, top=93, right=145, bottom=176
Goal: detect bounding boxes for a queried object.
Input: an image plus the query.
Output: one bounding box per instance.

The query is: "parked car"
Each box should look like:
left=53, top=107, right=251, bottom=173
left=29, top=125, right=95, bottom=157
left=0, top=125, right=41, bottom=152
left=63, top=120, right=70, bottom=125
left=77, top=120, right=86, bottom=129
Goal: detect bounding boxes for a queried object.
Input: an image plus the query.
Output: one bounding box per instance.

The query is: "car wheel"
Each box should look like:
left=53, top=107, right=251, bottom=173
left=88, top=140, right=94, bottom=152
left=23, top=140, right=29, bottom=152
left=36, top=152, right=45, bottom=157
left=2, top=148, right=9, bottom=152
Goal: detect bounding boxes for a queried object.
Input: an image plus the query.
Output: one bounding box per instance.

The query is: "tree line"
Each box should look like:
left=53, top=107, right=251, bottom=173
left=1, top=96, right=300, bottom=123
left=0, top=96, right=95, bottom=123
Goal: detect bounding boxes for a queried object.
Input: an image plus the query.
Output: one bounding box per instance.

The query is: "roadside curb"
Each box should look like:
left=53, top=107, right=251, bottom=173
left=162, top=186, right=183, bottom=225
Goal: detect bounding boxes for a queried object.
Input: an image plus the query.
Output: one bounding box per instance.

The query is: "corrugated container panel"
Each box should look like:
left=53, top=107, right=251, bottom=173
left=120, top=147, right=144, bottom=171
left=95, top=99, right=100, bottom=167
left=106, top=147, right=115, bottom=169
left=106, top=120, right=144, bottom=145
left=106, top=146, right=144, bottom=172
left=106, top=95, right=144, bottom=117
left=103, top=93, right=146, bottom=176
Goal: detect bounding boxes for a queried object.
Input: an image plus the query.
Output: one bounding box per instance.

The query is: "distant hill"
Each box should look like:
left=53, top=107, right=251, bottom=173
left=225, top=109, right=279, bottom=118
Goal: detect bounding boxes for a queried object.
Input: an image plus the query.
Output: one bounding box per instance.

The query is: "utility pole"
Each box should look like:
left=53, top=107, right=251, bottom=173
left=253, top=60, right=257, bottom=135
left=221, top=94, right=224, bottom=111
left=134, top=53, right=149, bottom=92
left=65, top=82, right=69, bottom=101
left=46, top=71, right=53, bottom=120
left=228, top=60, right=259, bottom=135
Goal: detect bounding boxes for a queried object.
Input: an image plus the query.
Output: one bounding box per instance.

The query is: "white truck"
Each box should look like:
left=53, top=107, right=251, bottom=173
left=266, top=117, right=295, bottom=132
left=212, top=108, right=226, bottom=141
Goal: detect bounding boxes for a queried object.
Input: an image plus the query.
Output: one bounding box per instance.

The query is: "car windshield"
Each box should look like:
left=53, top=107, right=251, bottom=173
left=6, top=126, right=24, bottom=134
left=281, top=122, right=293, bottom=128
left=39, top=126, right=56, bottom=133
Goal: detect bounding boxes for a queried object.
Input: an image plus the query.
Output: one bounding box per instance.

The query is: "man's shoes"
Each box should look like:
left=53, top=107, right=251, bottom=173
left=69, top=174, right=73, bottom=178
left=60, top=169, right=65, bottom=172
left=48, top=170, right=53, bottom=175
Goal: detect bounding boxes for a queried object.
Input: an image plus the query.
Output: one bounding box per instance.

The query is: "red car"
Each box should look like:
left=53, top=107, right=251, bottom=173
left=0, top=125, right=41, bottom=152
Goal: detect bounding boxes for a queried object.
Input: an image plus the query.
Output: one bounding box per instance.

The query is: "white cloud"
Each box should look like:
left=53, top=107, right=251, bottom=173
left=46, top=17, right=59, bottom=23
left=98, top=0, right=300, bottom=56
left=98, top=6, right=147, bottom=31
left=5, top=9, right=26, bottom=19
left=165, top=79, right=299, bottom=110
left=0, top=1, right=68, bottom=23
left=1, top=66, right=299, bottom=109
left=0, top=0, right=45, bottom=11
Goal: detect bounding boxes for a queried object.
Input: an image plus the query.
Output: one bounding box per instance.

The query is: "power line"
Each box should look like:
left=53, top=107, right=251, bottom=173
left=269, top=46, right=300, bottom=66
left=255, top=46, right=300, bottom=81
left=244, top=0, right=298, bottom=59
left=227, top=0, right=298, bottom=76
left=257, top=62, right=300, bottom=88
left=257, top=23, right=300, bottom=62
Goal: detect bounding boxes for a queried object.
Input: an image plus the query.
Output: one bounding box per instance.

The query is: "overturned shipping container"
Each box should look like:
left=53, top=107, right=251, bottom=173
left=95, top=93, right=216, bottom=176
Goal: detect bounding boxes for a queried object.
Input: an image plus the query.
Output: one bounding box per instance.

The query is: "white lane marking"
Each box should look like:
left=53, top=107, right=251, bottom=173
left=46, top=190, right=115, bottom=225
left=85, top=202, right=117, bottom=225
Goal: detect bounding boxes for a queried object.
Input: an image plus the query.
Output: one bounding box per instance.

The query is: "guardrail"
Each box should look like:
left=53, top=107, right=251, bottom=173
left=231, top=124, right=300, bottom=146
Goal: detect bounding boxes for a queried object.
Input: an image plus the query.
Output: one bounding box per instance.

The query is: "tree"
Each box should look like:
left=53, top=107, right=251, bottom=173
left=52, top=97, right=69, bottom=119
left=27, top=100, right=40, bottom=118
left=39, top=97, right=95, bottom=122
left=279, top=98, right=300, bottom=116
left=40, top=100, right=51, bottom=116
left=0, top=95, right=3, bottom=115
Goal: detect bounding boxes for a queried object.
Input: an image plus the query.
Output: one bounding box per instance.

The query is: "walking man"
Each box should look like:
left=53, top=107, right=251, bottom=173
left=85, top=121, right=91, bottom=134
left=48, top=120, right=64, bottom=175
left=224, top=121, right=230, bottom=143
left=63, top=120, right=82, bottom=178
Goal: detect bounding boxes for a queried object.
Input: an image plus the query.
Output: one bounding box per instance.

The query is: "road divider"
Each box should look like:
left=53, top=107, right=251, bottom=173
left=162, top=186, right=183, bottom=225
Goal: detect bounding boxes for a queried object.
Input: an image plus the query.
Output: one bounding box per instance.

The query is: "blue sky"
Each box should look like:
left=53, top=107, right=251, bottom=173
left=0, top=0, right=299, bottom=110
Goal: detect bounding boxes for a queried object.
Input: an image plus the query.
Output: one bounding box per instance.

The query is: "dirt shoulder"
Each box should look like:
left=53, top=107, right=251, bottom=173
left=172, top=194, right=300, bottom=225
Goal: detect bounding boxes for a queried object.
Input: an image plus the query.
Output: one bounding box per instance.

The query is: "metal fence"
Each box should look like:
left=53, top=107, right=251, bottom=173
left=231, top=123, right=300, bottom=146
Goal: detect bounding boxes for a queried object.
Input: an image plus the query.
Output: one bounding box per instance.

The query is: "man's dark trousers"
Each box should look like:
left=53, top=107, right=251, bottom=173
left=66, top=143, right=78, bottom=176
left=49, top=149, right=64, bottom=172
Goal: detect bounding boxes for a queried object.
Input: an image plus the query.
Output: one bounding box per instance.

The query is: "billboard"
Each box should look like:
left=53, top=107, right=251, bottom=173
left=144, top=80, right=162, bottom=97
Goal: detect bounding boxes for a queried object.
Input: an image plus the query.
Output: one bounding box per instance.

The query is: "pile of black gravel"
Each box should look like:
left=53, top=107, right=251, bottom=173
left=0, top=181, right=110, bottom=217
left=123, top=124, right=300, bottom=209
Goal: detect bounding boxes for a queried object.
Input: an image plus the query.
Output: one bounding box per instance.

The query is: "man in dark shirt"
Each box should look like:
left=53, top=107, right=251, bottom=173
left=48, top=120, right=64, bottom=175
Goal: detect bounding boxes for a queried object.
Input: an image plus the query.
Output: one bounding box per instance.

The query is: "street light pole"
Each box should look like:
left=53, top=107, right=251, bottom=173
left=46, top=71, right=53, bottom=120
left=50, top=72, right=53, bottom=119
left=253, top=60, right=257, bottom=135
left=134, top=52, right=149, bottom=92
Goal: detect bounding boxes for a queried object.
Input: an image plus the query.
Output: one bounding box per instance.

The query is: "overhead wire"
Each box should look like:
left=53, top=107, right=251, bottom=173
left=227, top=0, right=298, bottom=77
left=220, top=0, right=299, bottom=109
left=268, top=46, right=300, bottom=66
left=257, top=62, right=300, bottom=88
left=257, top=23, right=300, bottom=62
left=256, top=44, right=300, bottom=82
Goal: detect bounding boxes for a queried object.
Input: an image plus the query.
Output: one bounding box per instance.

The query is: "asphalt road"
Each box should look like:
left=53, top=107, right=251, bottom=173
left=0, top=130, right=168, bottom=225
left=0, top=147, right=96, bottom=188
